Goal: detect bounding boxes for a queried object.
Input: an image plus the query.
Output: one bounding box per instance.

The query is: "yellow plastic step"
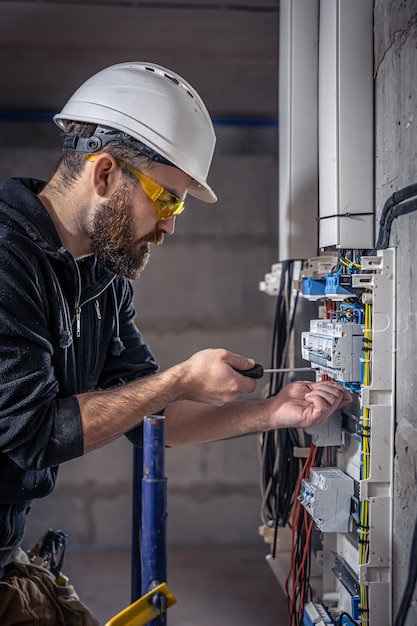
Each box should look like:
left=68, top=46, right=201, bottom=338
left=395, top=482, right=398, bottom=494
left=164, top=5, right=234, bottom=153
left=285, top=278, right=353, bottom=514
left=105, top=582, right=177, bottom=626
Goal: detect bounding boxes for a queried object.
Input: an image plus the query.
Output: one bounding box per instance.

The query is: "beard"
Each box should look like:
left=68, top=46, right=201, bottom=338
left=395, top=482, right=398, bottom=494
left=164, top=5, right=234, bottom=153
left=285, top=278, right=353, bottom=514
left=89, top=180, right=163, bottom=279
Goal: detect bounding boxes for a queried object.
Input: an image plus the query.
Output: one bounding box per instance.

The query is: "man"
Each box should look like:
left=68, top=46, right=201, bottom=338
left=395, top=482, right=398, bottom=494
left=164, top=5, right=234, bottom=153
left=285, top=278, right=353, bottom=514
left=0, top=62, right=351, bottom=622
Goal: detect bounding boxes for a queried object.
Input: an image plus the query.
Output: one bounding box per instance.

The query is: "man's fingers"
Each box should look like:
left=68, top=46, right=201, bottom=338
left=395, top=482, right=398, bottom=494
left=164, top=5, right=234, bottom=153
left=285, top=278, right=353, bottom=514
left=305, top=382, right=352, bottom=409
left=225, top=351, right=256, bottom=372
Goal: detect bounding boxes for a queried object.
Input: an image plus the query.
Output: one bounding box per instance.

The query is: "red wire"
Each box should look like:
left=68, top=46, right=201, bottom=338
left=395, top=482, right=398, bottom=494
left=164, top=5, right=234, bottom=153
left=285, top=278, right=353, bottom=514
left=296, top=513, right=314, bottom=622
left=286, top=445, right=318, bottom=625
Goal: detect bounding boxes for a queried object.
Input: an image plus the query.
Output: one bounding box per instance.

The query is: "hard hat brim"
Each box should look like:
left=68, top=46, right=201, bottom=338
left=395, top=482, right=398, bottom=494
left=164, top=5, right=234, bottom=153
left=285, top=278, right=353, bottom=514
left=188, top=180, right=217, bottom=204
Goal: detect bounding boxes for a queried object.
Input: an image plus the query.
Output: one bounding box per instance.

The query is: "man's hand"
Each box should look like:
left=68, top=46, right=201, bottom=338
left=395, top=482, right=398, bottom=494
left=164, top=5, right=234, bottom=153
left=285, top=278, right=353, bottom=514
left=179, top=348, right=258, bottom=405
left=164, top=375, right=354, bottom=447
left=267, top=380, right=354, bottom=430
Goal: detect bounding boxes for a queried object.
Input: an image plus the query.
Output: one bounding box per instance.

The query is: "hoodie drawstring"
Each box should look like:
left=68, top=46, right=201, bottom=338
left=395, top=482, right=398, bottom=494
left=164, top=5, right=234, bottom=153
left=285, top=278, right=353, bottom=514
left=111, top=281, right=125, bottom=356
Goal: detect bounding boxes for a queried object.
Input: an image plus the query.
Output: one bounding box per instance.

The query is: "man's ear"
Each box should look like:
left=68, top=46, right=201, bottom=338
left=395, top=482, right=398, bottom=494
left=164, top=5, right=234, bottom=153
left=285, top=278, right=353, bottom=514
left=90, top=154, right=121, bottom=198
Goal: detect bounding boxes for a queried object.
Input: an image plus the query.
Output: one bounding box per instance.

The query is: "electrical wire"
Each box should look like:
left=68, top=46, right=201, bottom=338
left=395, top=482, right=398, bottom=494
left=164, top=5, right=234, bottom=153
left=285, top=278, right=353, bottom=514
left=259, top=260, right=306, bottom=555
left=285, top=444, right=322, bottom=626
left=373, top=182, right=417, bottom=252
left=357, top=301, right=372, bottom=625
left=334, top=250, right=372, bottom=274
left=335, top=612, right=357, bottom=625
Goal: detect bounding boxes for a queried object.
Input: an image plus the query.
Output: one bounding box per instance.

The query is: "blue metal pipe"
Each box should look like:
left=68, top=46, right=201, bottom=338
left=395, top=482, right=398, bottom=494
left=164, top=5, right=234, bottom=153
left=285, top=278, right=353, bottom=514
left=141, top=415, right=168, bottom=625
left=131, top=444, right=143, bottom=602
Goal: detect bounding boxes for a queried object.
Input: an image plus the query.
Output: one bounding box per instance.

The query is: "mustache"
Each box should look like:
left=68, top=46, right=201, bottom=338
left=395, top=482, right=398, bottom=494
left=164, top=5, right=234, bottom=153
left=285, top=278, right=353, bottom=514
left=141, top=229, right=164, bottom=246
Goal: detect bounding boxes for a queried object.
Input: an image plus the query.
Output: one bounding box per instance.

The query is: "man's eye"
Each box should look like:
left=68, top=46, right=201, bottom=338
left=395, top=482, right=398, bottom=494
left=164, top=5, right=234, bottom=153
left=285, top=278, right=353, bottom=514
left=158, top=195, right=174, bottom=208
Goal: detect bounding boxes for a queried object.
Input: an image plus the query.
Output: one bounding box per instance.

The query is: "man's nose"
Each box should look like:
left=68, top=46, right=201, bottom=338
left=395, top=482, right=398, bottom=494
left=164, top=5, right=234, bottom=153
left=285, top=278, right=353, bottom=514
left=157, top=216, right=176, bottom=236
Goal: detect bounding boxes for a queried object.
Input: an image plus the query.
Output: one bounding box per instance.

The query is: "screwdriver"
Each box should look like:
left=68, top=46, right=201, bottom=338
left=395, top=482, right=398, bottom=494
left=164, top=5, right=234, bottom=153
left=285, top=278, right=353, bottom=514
left=234, top=363, right=314, bottom=379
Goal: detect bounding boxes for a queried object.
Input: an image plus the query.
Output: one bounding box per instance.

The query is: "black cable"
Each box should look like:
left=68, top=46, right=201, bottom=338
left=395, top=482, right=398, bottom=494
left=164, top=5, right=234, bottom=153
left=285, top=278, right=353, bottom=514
left=379, top=197, right=417, bottom=250
left=336, top=612, right=356, bottom=625
left=395, top=512, right=417, bottom=626
left=373, top=182, right=417, bottom=252
left=260, top=261, right=305, bottom=554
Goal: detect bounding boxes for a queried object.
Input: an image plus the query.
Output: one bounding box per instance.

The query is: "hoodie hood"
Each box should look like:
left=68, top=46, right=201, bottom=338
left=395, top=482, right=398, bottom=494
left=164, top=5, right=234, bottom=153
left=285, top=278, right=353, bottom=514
left=0, top=177, right=62, bottom=252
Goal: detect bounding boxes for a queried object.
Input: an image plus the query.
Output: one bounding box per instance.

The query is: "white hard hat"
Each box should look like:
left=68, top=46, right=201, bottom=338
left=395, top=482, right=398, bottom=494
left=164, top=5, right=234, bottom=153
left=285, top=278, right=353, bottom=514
left=54, top=62, right=217, bottom=203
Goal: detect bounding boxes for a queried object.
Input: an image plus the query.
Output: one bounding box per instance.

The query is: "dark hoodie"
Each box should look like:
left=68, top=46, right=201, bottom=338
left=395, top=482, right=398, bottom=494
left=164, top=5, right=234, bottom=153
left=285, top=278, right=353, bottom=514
left=0, top=177, right=159, bottom=555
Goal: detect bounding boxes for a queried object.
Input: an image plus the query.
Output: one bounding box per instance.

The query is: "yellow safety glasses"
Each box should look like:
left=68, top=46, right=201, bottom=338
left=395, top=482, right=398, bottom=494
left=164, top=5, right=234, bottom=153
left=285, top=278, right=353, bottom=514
left=85, top=154, right=185, bottom=220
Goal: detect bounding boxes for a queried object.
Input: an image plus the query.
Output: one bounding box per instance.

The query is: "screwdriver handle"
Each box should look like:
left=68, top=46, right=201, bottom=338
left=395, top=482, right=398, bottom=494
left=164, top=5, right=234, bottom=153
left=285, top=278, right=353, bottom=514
left=234, top=363, right=264, bottom=379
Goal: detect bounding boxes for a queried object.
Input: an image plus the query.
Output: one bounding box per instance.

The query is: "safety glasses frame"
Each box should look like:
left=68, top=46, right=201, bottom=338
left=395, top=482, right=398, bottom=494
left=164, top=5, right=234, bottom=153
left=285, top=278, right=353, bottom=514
left=85, top=154, right=185, bottom=220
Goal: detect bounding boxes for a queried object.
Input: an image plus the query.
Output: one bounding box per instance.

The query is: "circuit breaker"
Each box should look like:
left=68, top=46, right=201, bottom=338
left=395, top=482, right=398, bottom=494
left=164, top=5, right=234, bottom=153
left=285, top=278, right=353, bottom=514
left=299, top=467, right=354, bottom=533
left=301, top=320, right=363, bottom=382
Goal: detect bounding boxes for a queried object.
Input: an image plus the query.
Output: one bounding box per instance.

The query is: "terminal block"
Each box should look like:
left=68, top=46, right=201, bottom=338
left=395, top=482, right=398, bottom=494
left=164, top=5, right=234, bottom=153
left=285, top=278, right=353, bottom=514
left=301, top=319, right=363, bottom=382
left=325, top=273, right=360, bottom=299
left=299, top=467, right=354, bottom=533
left=302, top=276, right=327, bottom=300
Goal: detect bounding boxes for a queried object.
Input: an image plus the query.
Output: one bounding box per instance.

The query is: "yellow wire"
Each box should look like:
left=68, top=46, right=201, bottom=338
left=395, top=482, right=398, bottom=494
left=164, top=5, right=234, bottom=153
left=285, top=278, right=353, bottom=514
left=358, top=304, right=372, bottom=626
left=340, top=256, right=362, bottom=269
left=360, top=301, right=372, bottom=625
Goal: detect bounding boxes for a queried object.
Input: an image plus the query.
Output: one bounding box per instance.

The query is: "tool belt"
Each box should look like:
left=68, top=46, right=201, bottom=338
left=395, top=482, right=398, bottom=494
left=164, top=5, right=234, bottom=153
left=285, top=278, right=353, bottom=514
left=0, top=530, right=99, bottom=626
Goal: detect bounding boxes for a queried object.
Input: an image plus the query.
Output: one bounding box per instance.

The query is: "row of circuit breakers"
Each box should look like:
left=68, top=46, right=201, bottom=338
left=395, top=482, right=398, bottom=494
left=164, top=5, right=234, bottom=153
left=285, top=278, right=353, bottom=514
left=300, top=293, right=360, bottom=537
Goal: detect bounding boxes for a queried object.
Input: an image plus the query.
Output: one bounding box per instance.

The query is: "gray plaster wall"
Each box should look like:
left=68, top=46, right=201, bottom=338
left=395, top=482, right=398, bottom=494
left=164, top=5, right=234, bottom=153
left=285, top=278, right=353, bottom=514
left=0, top=121, right=278, bottom=549
left=374, top=0, right=417, bottom=620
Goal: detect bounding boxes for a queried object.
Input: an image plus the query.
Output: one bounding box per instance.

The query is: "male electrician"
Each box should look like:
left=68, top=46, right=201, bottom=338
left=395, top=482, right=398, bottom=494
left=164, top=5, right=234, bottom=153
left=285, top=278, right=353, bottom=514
left=0, top=62, right=352, bottom=624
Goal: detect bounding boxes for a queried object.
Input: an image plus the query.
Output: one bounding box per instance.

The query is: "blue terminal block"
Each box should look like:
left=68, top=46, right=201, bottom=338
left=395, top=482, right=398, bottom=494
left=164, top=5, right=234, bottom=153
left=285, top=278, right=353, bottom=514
left=351, top=594, right=361, bottom=620
left=325, top=273, right=355, bottom=297
left=302, top=276, right=327, bottom=297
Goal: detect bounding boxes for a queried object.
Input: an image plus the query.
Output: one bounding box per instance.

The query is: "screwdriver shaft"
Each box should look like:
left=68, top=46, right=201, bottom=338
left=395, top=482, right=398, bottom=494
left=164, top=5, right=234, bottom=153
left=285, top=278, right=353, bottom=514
left=263, top=367, right=313, bottom=373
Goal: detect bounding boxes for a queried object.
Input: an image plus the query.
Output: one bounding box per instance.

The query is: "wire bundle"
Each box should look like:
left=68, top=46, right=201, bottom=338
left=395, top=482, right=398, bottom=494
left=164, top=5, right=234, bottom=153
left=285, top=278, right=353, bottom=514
left=357, top=301, right=372, bottom=625
left=259, top=261, right=305, bottom=550
left=285, top=444, right=321, bottom=626
left=332, top=250, right=371, bottom=274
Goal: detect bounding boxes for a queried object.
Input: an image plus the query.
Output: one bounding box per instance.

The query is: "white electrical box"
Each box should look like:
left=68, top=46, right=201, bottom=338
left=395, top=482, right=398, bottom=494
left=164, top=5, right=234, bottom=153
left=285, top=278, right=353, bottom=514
left=261, top=249, right=396, bottom=624
left=318, top=0, right=374, bottom=249
left=278, top=0, right=319, bottom=261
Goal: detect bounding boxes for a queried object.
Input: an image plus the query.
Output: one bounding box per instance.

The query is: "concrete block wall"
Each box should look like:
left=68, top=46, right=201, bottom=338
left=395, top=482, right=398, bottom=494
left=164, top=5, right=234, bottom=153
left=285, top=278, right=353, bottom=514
left=0, top=121, right=278, bottom=549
